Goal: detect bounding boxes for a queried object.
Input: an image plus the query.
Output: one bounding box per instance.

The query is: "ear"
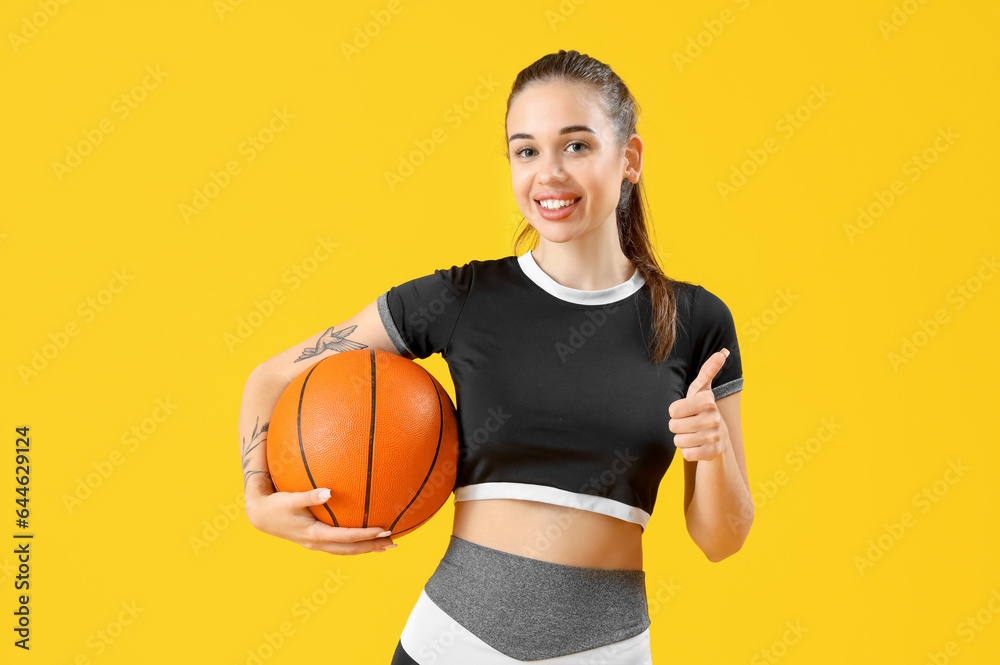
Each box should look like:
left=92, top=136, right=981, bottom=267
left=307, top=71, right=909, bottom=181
left=623, top=133, right=643, bottom=184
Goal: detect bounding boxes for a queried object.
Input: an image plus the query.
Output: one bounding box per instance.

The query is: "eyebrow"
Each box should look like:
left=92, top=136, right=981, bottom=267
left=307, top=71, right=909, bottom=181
left=507, top=125, right=596, bottom=143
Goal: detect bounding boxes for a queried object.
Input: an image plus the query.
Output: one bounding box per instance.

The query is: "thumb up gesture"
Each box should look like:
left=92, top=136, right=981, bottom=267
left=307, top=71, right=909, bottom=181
left=668, top=348, right=732, bottom=463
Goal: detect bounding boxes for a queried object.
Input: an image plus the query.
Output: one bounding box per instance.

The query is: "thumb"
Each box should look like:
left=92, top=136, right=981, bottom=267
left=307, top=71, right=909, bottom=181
left=298, top=487, right=332, bottom=507
left=686, top=348, right=729, bottom=399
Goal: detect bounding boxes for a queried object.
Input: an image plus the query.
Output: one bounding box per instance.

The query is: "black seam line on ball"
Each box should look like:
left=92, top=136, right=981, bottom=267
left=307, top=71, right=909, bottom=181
left=364, top=350, right=376, bottom=529
left=299, top=359, right=338, bottom=527
left=390, top=365, right=445, bottom=532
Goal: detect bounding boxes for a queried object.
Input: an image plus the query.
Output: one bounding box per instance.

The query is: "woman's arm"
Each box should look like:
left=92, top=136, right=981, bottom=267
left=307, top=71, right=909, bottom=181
left=238, top=298, right=402, bottom=554
left=681, top=391, right=753, bottom=562
left=238, top=367, right=288, bottom=506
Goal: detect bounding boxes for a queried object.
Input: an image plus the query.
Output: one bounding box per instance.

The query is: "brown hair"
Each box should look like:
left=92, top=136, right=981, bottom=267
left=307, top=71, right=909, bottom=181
left=503, top=49, right=681, bottom=365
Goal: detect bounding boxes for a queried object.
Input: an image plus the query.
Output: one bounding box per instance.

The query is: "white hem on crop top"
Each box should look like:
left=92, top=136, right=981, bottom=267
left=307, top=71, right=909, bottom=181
left=454, top=482, right=651, bottom=529
left=517, top=249, right=645, bottom=306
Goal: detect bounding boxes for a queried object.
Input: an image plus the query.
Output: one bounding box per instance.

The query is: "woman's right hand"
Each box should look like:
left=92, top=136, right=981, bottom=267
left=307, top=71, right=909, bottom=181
left=246, top=486, right=396, bottom=555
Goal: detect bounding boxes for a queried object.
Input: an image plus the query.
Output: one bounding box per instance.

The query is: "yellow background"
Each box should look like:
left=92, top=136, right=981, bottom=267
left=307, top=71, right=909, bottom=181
left=3, top=1, right=998, bottom=663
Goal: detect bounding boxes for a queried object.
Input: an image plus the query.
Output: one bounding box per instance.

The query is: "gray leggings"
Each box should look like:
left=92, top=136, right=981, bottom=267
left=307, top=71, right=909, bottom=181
left=419, top=535, right=650, bottom=661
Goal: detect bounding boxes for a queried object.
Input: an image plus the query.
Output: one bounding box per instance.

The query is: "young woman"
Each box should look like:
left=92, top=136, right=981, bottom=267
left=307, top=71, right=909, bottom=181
left=238, top=49, right=752, bottom=664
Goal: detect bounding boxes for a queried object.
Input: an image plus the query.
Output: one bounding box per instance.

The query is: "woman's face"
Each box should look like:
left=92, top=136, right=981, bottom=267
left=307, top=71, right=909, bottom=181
left=506, top=80, right=640, bottom=246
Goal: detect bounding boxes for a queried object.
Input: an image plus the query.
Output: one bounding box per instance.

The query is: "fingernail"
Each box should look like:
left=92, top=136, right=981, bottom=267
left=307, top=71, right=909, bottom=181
left=384, top=544, right=398, bottom=549
left=318, top=488, right=331, bottom=500
left=377, top=531, right=392, bottom=538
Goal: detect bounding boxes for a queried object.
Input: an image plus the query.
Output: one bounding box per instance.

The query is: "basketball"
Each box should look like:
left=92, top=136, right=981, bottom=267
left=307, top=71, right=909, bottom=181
left=266, top=349, right=459, bottom=538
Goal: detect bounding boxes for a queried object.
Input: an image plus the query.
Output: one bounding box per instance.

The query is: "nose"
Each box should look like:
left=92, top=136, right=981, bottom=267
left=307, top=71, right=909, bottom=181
left=538, top=152, right=567, bottom=184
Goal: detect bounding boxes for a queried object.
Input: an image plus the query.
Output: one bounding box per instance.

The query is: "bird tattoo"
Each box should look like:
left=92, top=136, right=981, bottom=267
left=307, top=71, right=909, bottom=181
left=294, top=325, right=368, bottom=362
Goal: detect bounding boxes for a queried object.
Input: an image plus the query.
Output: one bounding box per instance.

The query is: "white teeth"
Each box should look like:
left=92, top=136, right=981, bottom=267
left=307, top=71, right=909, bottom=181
left=538, top=198, right=579, bottom=210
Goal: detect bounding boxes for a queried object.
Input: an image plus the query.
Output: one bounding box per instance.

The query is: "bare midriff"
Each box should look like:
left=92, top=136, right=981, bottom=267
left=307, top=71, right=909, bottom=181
left=451, top=498, right=644, bottom=570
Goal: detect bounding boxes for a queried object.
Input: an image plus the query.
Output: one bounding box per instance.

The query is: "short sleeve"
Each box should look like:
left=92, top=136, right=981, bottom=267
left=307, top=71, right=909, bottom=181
left=376, top=262, right=474, bottom=359
left=684, top=285, right=744, bottom=400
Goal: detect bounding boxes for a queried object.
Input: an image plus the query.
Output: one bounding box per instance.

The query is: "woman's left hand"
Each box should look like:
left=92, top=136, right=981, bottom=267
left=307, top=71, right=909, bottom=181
left=668, top=348, right=732, bottom=462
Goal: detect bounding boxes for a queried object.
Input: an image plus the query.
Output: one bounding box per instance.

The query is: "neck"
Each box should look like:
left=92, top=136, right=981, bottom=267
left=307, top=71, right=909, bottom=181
left=530, top=222, right=635, bottom=291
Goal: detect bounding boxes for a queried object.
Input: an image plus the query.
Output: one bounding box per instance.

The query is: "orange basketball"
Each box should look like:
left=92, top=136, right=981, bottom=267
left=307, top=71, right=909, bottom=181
left=266, top=349, right=459, bottom=538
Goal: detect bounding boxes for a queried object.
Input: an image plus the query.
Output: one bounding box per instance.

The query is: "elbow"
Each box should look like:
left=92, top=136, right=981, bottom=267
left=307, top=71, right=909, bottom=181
left=704, top=542, right=742, bottom=563
left=685, top=494, right=755, bottom=562
left=697, top=515, right=754, bottom=563
left=702, top=536, right=747, bottom=563
left=248, top=361, right=280, bottom=387
left=249, top=361, right=272, bottom=380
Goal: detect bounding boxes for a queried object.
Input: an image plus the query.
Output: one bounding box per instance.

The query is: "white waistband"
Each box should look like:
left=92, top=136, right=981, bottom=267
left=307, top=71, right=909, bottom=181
left=400, top=589, right=653, bottom=664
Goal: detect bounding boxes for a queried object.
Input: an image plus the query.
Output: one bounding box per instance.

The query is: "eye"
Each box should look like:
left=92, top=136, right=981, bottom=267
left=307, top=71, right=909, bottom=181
left=514, top=141, right=588, bottom=159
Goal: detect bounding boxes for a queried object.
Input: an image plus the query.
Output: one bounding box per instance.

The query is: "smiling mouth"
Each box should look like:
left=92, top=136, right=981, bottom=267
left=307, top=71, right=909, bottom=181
left=535, top=196, right=582, bottom=210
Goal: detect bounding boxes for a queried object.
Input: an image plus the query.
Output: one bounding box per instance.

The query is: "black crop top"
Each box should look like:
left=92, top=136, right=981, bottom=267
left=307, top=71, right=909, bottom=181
left=375, top=249, right=743, bottom=530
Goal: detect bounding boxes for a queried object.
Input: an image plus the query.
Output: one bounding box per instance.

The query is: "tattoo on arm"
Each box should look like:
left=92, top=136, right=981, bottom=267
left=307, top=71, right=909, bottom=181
left=241, top=416, right=270, bottom=492
left=294, top=324, right=368, bottom=362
